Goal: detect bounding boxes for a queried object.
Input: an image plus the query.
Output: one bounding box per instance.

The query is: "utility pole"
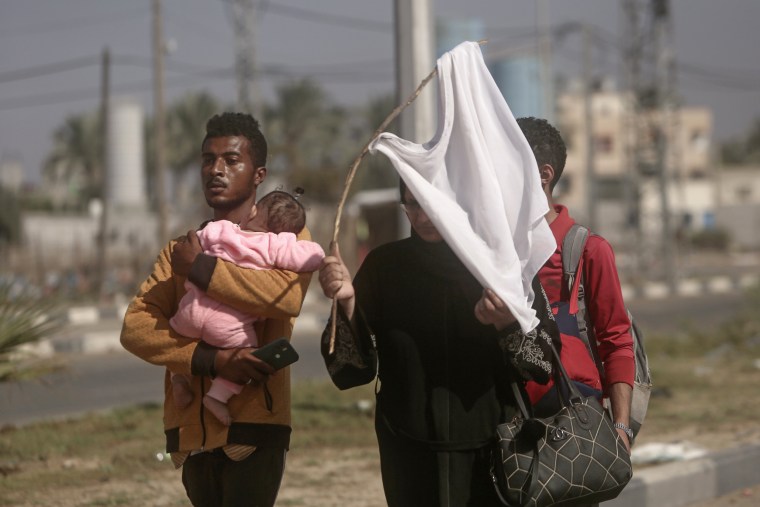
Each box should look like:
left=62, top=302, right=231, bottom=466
left=583, top=24, right=597, bottom=231
left=536, top=0, right=554, bottom=123
left=152, top=0, right=169, bottom=244
left=653, top=0, right=677, bottom=294
left=96, top=47, right=110, bottom=300
left=394, top=0, right=435, bottom=143
left=394, top=0, right=435, bottom=239
left=621, top=0, right=644, bottom=296
left=230, top=0, right=261, bottom=118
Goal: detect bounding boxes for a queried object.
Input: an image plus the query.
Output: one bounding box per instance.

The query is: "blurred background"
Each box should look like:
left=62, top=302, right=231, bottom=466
left=1, top=0, right=759, bottom=305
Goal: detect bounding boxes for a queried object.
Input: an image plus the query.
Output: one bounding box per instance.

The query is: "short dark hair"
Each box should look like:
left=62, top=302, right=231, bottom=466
left=516, top=116, right=567, bottom=190
left=203, top=112, right=268, bottom=168
left=256, top=191, right=306, bottom=234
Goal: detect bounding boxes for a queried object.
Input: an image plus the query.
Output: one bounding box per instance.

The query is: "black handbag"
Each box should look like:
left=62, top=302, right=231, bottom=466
left=321, top=304, right=378, bottom=391
left=491, top=344, right=632, bottom=506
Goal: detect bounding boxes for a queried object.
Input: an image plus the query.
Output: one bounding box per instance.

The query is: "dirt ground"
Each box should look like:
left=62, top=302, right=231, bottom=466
left=10, top=425, right=758, bottom=507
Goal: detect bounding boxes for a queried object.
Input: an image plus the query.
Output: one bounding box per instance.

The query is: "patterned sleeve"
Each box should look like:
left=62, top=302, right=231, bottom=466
left=496, top=277, right=559, bottom=384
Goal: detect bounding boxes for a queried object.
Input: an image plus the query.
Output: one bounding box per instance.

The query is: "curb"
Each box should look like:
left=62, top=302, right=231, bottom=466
left=621, top=273, right=758, bottom=301
left=609, top=444, right=760, bottom=507
left=56, top=272, right=758, bottom=327
left=46, top=293, right=331, bottom=356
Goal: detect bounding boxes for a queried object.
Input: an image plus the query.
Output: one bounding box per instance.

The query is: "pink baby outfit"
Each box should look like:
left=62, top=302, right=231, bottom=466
left=170, top=220, right=325, bottom=402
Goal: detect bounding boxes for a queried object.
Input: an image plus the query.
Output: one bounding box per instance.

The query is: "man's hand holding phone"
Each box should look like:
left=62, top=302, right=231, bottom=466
left=251, top=338, right=299, bottom=371
left=214, top=347, right=276, bottom=385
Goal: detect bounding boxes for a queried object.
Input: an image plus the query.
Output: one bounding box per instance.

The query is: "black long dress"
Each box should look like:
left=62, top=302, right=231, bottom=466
left=323, top=233, right=558, bottom=507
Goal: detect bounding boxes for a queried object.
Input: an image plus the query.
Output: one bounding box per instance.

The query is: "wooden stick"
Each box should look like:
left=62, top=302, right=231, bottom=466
left=328, top=40, right=488, bottom=354
left=327, top=69, right=437, bottom=353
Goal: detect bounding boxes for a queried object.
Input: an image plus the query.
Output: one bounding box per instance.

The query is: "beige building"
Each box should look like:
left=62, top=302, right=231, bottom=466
left=553, top=85, right=714, bottom=247
left=714, top=165, right=760, bottom=250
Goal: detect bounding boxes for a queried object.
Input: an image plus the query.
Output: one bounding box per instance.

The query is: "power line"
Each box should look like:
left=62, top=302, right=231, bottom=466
left=0, top=49, right=392, bottom=84
left=0, top=56, right=100, bottom=84
left=218, top=0, right=392, bottom=33
left=0, top=58, right=395, bottom=112
left=0, top=5, right=147, bottom=40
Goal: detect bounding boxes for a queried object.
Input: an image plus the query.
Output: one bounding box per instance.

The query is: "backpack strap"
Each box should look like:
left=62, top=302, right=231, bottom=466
left=561, top=224, right=605, bottom=379
left=562, top=224, right=589, bottom=298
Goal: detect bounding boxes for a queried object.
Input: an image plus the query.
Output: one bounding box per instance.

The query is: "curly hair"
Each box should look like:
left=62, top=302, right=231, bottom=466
left=203, top=112, right=268, bottom=168
left=256, top=190, right=306, bottom=234
left=516, top=116, right=567, bottom=190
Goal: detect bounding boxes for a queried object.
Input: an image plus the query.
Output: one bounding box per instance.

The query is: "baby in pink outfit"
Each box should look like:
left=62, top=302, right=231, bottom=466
left=169, top=190, right=324, bottom=425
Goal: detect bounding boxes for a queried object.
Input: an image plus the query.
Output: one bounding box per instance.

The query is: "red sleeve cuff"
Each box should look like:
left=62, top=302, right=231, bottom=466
left=604, top=355, right=635, bottom=389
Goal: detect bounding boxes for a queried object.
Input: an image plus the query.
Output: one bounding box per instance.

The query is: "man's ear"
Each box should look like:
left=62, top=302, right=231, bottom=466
left=539, top=164, right=555, bottom=187
left=254, top=166, right=267, bottom=186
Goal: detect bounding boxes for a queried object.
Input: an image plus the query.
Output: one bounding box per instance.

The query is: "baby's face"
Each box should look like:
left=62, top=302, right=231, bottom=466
left=241, top=204, right=269, bottom=232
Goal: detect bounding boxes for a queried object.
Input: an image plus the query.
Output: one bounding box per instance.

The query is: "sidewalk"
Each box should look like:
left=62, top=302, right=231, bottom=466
left=611, top=443, right=760, bottom=507
left=40, top=289, right=332, bottom=356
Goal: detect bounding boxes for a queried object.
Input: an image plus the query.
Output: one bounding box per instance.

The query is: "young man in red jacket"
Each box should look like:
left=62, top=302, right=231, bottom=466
left=517, top=116, right=635, bottom=452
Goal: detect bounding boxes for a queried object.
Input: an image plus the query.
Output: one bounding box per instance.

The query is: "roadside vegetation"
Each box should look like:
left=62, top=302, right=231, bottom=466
left=0, top=279, right=64, bottom=383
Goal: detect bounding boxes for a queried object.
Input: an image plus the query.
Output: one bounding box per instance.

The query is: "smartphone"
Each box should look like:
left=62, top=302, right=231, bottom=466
left=251, top=338, right=299, bottom=370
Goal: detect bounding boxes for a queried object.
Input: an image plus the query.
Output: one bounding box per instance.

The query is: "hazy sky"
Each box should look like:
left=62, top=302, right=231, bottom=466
left=2, top=0, right=759, bottom=184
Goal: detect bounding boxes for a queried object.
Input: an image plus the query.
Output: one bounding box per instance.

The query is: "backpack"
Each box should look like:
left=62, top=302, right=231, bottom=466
left=562, top=223, right=652, bottom=439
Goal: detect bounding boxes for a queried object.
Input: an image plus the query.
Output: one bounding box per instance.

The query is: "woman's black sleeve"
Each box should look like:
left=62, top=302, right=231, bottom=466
left=496, top=276, right=560, bottom=384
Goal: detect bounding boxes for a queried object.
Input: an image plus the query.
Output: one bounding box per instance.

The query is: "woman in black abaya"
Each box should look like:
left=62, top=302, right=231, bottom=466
left=318, top=180, right=558, bottom=507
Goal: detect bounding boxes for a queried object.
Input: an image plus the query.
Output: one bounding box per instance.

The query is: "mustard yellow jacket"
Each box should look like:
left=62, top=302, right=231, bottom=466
left=120, top=228, right=313, bottom=453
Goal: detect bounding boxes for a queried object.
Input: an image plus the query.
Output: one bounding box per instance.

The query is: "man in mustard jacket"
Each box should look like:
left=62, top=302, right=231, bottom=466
left=121, top=112, right=313, bottom=506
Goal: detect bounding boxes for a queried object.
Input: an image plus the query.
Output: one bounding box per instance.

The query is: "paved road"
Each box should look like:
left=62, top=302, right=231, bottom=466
left=0, top=290, right=743, bottom=427
left=0, top=309, right=330, bottom=427
left=627, top=290, right=742, bottom=336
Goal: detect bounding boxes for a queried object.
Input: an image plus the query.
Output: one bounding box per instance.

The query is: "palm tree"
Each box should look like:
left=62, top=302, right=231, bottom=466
left=264, top=79, right=349, bottom=202
left=0, top=186, right=22, bottom=247
left=42, top=112, right=102, bottom=211
left=353, top=93, right=401, bottom=192
left=144, top=91, right=221, bottom=222
left=0, top=280, right=64, bottom=382
left=167, top=91, right=220, bottom=176
left=721, top=117, right=760, bottom=165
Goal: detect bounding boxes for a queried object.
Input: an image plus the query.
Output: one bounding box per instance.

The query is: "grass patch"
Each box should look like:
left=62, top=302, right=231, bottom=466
left=291, top=380, right=377, bottom=448
left=0, top=381, right=379, bottom=506
left=639, top=285, right=760, bottom=444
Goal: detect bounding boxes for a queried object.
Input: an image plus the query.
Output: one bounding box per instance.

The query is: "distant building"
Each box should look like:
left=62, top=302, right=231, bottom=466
left=436, top=17, right=483, bottom=57
left=554, top=82, right=714, bottom=246
left=0, top=157, right=24, bottom=193
left=489, top=56, right=545, bottom=120
left=714, top=165, right=760, bottom=250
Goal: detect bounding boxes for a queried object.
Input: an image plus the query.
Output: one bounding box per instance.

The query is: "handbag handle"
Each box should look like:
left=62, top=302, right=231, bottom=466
left=550, top=342, right=586, bottom=405
left=509, top=341, right=584, bottom=420
left=501, top=342, right=592, bottom=505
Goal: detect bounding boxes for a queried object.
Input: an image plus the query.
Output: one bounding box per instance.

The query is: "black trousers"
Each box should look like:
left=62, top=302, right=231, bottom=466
left=181, top=447, right=286, bottom=507
left=376, top=418, right=502, bottom=507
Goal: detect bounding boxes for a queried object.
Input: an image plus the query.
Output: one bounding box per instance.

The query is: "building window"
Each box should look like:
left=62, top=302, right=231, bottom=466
left=736, top=187, right=752, bottom=203
left=594, top=135, right=614, bottom=154
left=690, top=129, right=709, bottom=152
left=595, top=176, right=624, bottom=199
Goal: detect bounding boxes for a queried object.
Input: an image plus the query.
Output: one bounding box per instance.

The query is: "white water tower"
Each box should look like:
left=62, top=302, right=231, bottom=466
left=107, top=99, right=146, bottom=209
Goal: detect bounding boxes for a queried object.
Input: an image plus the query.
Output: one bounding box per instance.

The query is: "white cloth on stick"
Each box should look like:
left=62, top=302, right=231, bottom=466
left=369, top=41, right=556, bottom=332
